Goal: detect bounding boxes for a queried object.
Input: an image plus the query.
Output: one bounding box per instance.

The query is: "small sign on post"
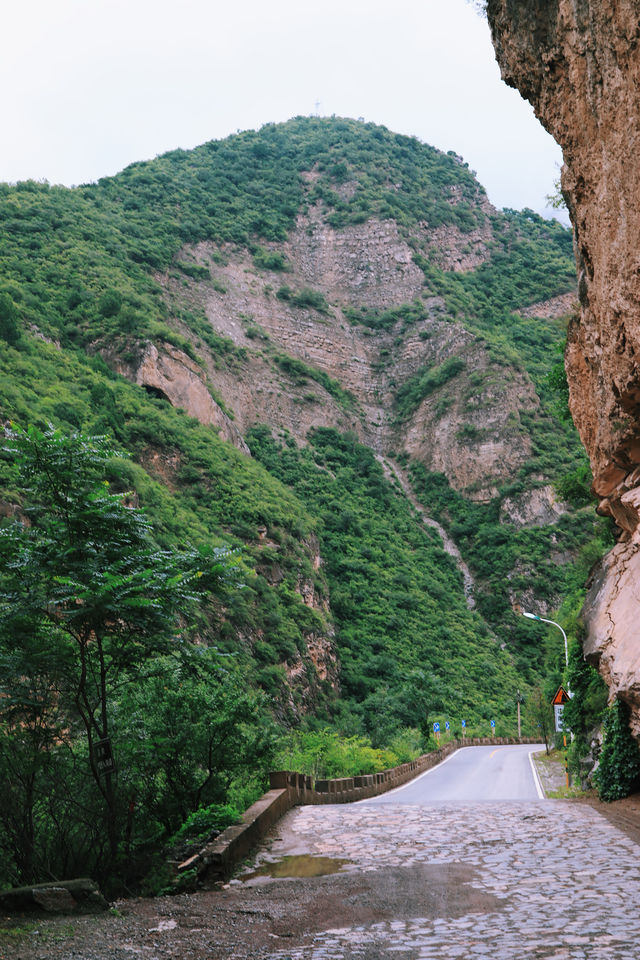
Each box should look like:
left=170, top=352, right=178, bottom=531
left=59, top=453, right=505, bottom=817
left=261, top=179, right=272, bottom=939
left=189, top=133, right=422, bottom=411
left=433, top=721, right=440, bottom=743
left=93, top=738, right=116, bottom=777
left=461, top=719, right=466, bottom=740
left=552, top=687, right=570, bottom=734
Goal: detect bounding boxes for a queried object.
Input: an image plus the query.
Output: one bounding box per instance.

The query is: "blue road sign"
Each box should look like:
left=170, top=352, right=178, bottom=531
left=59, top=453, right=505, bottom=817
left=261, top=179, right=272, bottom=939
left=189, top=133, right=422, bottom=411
left=461, top=720, right=466, bottom=729
left=491, top=720, right=495, bottom=728
left=433, top=722, right=440, bottom=733
left=445, top=721, right=450, bottom=731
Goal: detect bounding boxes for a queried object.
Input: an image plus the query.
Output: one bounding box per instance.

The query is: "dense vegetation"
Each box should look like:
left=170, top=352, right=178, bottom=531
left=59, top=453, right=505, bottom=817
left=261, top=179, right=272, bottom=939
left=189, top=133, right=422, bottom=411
left=407, top=463, right=613, bottom=682
left=0, top=427, right=272, bottom=892
left=247, top=426, right=524, bottom=742
left=0, top=115, right=623, bottom=888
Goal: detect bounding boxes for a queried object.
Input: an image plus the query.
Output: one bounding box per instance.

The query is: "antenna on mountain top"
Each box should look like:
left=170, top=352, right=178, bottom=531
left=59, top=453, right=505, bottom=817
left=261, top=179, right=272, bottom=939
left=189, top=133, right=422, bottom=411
left=314, top=100, right=321, bottom=116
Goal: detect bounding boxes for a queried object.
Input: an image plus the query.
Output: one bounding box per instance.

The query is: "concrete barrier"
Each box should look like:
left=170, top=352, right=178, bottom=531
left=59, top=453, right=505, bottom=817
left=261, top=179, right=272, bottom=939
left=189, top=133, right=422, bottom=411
left=183, top=737, right=539, bottom=884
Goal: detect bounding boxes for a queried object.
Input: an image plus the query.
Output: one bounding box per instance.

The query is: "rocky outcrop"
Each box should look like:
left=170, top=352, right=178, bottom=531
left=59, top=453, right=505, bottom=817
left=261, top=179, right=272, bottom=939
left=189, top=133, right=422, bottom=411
left=105, top=340, right=249, bottom=454
left=582, top=540, right=640, bottom=735
left=500, top=485, right=568, bottom=528
left=287, top=210, right=425, bottom=309
left=517, top=291, right=577, bottom=320
left=0, top=878, right=108, bottom=914
left=487, top=1, right=640, bottom=719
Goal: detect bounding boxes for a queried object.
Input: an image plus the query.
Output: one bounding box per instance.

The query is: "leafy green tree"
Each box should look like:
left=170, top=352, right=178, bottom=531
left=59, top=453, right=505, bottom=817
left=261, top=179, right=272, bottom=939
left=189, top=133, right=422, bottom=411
left=562, top=639, right=608, bottom=780
left=0, top=619, right=71, bottom=884
left=97, top=288, right=122, bottom=318
left=0, top=425, right=237, bottom=870
left=525, top=686, right=554, bottom=753
left=0, top=290, right=20, bottom=344
left=112, top=647, right=275, bottom=840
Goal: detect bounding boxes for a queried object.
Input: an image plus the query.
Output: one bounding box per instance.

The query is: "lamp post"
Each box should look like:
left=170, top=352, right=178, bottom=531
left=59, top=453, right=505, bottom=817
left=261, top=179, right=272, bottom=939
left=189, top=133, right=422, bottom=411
left=522, top=610, right=571, bottom=785
left=522, top=611, right=568, bottom=668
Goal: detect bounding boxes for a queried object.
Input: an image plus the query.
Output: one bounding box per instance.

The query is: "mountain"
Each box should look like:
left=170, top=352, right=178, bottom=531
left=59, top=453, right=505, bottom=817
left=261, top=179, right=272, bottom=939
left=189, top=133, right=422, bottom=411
left=0, top=116, right=612, bottom=886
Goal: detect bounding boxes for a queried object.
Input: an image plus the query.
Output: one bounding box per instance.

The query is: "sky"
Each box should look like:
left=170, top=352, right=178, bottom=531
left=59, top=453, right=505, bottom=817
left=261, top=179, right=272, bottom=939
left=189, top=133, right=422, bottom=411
left=1, top=0, right=568, bottom=223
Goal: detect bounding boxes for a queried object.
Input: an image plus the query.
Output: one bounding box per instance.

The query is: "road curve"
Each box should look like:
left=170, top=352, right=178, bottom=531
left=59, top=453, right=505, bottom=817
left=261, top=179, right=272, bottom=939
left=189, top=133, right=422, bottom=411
left=365, top=744, right=545, bottom=804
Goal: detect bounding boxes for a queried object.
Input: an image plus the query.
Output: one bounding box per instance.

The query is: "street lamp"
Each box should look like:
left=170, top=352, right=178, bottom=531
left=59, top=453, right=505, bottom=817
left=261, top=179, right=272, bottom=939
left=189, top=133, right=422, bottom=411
left=522, top=611, right=572, bottom=783
left=522, top=611, right=569, bottom=667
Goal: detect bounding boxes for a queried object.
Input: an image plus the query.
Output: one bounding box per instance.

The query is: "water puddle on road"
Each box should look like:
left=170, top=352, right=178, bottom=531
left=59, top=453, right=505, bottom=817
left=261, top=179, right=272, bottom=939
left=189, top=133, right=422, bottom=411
left=242, top=855, right=353, bottom=881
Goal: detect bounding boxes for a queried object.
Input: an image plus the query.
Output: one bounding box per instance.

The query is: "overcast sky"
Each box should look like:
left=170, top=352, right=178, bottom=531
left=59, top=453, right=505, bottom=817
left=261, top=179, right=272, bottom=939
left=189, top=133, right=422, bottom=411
left=1, top=0, right=567, bottom=223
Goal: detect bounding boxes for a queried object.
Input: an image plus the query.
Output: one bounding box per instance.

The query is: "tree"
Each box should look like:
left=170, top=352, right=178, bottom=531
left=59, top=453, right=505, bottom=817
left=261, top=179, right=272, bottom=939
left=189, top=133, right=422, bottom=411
left=97, top=288, right=122, bottom=318
left=0, top=290, right=20, bottom=344
left=525, top=686, right=554, bottom=754
left=562, top=639, right=608, bottom=781
left=113, top=647, right=275, bottom=841
left=0, top=425, right=238, bottom=872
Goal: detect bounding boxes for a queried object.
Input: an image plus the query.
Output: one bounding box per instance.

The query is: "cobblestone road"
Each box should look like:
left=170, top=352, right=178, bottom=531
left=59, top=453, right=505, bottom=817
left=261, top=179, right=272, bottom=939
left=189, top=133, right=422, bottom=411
left=240, top=799, right=640, bottom=959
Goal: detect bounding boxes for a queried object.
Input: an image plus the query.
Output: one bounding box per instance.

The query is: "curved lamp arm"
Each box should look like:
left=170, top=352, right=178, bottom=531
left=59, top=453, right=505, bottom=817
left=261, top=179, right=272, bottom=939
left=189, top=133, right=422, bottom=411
left=522, top=611, right=568, bottom=668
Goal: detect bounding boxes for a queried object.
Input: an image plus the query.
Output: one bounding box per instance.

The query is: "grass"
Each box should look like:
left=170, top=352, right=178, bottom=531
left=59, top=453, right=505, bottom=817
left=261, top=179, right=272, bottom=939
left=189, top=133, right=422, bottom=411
left=0, top=921, right=76, bottom=946
left=533, top=747, right=589, bottom=798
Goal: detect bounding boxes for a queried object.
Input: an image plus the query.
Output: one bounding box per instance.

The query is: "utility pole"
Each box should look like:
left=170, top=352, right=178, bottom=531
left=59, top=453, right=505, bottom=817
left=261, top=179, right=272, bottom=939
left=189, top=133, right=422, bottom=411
left=517, top=689, right=521, bottom=739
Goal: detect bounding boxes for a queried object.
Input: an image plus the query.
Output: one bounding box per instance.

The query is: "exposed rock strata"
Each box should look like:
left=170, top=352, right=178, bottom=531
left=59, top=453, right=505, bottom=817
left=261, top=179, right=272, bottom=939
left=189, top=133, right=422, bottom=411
left=500, top=484, right=568, bottom=528
left=517, top=291, right=577, bottom=320
left=160, top=225, right=537, bottom=497
left=487, top=0, right=640, bottom=718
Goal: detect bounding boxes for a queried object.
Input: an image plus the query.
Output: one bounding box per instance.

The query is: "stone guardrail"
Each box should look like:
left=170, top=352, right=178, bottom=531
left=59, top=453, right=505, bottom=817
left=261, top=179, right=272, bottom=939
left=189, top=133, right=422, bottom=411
left=179, top=737, right=539, bottom=884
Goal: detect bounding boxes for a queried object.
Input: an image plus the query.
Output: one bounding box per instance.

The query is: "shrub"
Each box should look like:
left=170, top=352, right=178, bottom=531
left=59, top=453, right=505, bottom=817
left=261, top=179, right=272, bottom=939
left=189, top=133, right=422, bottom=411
left=253, top=247, right=289, bottom=271
left=170, top=803, right=240, bottom=845
left=594, top=699, right=640, bottom=801
left=98, top=288, right=123, bottom=318
left=0, top=291, right=21, bottom=344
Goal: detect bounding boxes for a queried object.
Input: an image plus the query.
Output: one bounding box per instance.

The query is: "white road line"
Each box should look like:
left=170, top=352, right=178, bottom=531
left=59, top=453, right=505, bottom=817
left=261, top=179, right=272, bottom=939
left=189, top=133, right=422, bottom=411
left=528, top=749, right=546, bottom=800
left=358, top=748, right=459, bottom=803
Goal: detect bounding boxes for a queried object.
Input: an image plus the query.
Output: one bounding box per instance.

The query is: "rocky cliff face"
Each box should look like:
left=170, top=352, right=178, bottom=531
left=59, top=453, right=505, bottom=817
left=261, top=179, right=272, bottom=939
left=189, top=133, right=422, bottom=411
left=487, top=0, right=640, bottom=724
left=153, top=210, right=538, bottom=501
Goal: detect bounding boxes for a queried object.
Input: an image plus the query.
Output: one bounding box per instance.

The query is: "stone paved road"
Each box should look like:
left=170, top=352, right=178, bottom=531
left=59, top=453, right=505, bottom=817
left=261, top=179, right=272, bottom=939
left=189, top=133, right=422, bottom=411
left=240, top=793, right=640, bottom=959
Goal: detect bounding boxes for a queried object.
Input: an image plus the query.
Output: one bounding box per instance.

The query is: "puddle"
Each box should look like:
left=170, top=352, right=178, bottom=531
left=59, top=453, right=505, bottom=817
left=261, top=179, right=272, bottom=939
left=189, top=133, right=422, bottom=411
left=241, top=855, right=353, bottom=881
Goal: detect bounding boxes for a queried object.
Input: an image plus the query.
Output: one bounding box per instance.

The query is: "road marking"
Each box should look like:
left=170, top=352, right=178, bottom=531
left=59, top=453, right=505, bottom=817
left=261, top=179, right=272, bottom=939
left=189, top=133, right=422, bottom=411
left=357, top=748, right=459, bottom=803
left=528, top=749, right=545, bottom=799
left=489, top=747, right=503, bottom=759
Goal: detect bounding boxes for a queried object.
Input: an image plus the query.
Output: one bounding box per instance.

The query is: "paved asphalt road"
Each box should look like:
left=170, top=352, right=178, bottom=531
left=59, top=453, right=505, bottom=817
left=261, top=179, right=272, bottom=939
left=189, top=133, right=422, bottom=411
left=366, top=743, right=545, bottom=804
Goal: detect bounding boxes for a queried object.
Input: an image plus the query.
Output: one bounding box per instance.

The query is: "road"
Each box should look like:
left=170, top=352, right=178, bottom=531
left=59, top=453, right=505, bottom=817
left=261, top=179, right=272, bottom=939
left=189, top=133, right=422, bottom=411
left=19, top=746, right=640, bottom=959
left=367, top=743, right=544, bottom=804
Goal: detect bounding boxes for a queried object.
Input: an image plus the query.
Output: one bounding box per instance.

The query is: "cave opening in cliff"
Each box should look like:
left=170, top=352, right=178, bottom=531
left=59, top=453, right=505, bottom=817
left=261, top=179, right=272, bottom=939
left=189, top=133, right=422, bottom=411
left=142, top=384, right=172, bottom=404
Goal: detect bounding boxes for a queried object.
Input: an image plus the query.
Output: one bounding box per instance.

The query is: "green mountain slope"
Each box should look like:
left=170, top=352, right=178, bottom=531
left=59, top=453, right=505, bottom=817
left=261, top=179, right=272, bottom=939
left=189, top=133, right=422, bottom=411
left=0, top=116, right=611, bottom=888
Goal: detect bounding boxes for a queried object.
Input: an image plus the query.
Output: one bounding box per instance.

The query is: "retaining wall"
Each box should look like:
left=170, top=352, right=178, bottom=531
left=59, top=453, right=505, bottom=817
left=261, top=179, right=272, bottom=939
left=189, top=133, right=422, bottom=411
left=181, top=737, right=539, bottom=883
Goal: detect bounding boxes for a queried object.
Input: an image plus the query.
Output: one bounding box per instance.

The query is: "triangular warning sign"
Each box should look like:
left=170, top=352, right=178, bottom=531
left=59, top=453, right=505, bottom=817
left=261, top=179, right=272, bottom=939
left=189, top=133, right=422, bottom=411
left=552, top=686, right=570, bottom=705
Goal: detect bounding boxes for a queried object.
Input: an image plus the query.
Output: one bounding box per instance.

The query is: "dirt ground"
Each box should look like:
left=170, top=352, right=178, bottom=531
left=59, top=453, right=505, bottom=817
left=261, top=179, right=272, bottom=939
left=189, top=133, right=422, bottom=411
left=0, top=862, right=505, bottom=960
left=578, top=791, right=640, bottom=847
